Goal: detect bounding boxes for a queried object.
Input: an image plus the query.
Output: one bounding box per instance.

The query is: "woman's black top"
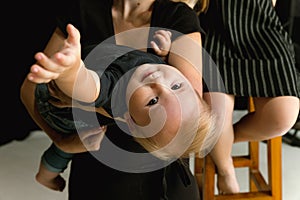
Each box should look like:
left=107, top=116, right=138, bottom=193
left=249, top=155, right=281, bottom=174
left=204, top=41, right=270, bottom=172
left=54, top=0, right=202, bottom=199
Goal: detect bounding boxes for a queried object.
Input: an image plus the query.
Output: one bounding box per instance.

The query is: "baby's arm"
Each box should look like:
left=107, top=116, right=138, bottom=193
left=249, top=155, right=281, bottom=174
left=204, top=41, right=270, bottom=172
left=21, top=24, right=106, bottom=154
left=28, top=24, right=100, bottom=103
left=150, top=30, right=172, bottom=59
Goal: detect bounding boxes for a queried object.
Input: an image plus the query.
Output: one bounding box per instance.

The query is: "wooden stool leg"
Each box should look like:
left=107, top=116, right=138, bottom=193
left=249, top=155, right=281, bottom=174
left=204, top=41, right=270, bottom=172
left=202, top=155, right=216, bottom=200
left=195, top=156, right=216, bottom=200
left=195, top=156, right=204, bottom=192
left=194, top=97, right=283, bottom=200
left=249, top=141, right=259, bottom=192
left=195, top=140, right=282, bottom=200
left=268, top=137, right=282, bottom=200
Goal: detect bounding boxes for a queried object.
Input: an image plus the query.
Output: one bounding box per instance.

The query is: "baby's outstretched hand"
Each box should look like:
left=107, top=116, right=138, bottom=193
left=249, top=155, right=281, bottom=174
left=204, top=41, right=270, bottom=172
left=27, top=24, right=81, bottom=84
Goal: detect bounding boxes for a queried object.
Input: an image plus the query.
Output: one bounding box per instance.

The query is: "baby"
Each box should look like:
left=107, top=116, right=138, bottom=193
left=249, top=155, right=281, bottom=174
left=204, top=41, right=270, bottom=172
left=27, top=24, right=217, bottom=191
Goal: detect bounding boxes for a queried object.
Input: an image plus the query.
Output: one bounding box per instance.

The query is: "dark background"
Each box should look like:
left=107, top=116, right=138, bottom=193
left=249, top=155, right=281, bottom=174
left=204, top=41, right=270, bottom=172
left=1, top=0, right=299, bottom=145
left=1, top=1, right=69, bottom=145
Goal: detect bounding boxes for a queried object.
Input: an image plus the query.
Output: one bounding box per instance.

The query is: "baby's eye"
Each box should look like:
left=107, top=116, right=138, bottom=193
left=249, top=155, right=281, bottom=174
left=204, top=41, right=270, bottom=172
left=171, top=83, right=182, bottom=90
left=147, top=97, right=159, bottom=106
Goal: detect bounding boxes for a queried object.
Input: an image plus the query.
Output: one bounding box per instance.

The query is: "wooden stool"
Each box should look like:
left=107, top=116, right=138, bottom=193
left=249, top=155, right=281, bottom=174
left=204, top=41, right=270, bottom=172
left=195, top=97, right=282, bottom=200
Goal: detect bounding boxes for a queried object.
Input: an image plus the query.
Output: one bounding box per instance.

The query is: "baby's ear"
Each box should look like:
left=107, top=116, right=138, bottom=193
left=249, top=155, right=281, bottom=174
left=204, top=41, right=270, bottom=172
left=124, top=112, right=136, bottom=133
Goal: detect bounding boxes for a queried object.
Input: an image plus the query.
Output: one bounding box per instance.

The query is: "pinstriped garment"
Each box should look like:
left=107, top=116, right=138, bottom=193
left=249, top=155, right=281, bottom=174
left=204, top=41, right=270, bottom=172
left=201, top=0, right=300, bottom=97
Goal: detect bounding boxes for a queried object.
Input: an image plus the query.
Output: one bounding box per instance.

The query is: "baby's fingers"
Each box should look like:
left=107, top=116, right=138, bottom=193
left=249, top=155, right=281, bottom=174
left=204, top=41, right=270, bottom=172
left=27, top=64, right=59, bottom=83
left=154, top=30, right=172, bottom=39
left=65, top=24, right=81, bottom=47
left=35, top=52, right=65, bottom=73
left=150, top=41, right=162, bottom=54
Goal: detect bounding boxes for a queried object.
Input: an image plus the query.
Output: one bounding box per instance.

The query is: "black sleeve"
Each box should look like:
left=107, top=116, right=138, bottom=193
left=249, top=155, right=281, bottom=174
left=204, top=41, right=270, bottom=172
left=55, top=0, right=81, bottom=37
left=56, top=0, right=114, bottom=53
left=152, top=0, right=203, bottom=37
left=82, top=45, right=165, bottom=117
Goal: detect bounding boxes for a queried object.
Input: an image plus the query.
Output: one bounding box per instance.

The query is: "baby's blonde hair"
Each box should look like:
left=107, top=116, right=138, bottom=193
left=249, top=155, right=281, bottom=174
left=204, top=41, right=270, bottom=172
left=134, top=98, right=218, bottom=161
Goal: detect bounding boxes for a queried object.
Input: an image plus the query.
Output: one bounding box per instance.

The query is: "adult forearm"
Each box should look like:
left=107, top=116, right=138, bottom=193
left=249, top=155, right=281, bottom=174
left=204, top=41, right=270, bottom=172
left=168, top=32, right=203, bottom=96
left=20, top=79, right=63, bottom=145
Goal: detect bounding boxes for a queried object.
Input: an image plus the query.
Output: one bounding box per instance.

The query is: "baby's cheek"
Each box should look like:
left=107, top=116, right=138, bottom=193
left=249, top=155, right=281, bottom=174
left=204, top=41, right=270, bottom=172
left=132, top=104, right=167, bottom=139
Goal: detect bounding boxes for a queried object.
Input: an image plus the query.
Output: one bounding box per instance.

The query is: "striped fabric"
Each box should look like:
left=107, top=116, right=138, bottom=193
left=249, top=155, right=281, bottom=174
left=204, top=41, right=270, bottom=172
left=201, top=0, right=299, bottom=97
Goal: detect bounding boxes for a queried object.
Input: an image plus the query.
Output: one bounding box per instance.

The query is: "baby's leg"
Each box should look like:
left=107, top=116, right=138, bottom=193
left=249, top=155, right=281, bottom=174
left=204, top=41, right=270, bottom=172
left=234, top=96, right=299, bottom=142
left=35, top=161, right=66, bottom=192
left=204, top=93, right=240, bottom=194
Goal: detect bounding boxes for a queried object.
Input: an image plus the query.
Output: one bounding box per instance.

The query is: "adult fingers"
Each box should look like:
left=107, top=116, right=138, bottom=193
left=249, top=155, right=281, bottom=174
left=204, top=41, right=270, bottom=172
left=80, top=126, right=107, bottom=151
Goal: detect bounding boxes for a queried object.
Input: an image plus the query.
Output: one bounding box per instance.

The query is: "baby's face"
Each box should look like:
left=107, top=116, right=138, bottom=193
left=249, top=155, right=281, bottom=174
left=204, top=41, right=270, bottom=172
left=126, top=63, right=201, bottom=148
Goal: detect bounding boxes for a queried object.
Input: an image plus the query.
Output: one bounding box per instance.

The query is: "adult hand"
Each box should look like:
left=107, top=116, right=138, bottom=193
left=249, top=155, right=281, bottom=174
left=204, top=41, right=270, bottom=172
left=55, top=125, right=107, bottom=153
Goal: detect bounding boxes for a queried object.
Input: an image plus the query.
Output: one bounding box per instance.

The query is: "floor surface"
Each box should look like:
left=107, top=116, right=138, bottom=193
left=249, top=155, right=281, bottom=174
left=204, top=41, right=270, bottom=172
left=1, top=111, right=300, bottom=200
